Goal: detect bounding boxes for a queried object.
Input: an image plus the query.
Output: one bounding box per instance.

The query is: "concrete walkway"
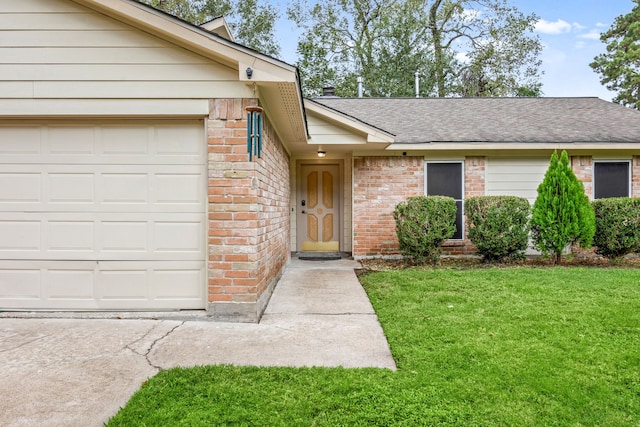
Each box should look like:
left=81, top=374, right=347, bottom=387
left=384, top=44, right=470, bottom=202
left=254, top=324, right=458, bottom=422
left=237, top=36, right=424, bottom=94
left=0, top=258, right=396, bottom=427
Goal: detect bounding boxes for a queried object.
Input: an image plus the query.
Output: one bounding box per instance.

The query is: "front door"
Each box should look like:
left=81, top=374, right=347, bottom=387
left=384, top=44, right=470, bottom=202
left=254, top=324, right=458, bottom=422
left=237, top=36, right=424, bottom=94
left=298, top=164, right=340, bottom=252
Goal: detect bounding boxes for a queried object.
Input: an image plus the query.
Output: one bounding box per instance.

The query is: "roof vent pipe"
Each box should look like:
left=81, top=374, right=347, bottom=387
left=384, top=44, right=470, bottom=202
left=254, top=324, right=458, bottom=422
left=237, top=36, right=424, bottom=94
left=415, top=71, right=420, bottom=98
left=322, top=87, right=336, bottom=97
left=357, top=76, right=363, bottom=98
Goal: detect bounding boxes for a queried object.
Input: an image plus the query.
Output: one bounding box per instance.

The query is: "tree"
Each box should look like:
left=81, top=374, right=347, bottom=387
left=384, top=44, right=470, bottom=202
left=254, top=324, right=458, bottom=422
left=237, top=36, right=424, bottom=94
left=530, top=150, right=595, bottom=265
left=288, top=0, right=438, bottom=98
left=141, top=0, right=281, bottom=57
left=590, top=1, right=640, bottom=110
left=288, top=0, right=542, bottom=98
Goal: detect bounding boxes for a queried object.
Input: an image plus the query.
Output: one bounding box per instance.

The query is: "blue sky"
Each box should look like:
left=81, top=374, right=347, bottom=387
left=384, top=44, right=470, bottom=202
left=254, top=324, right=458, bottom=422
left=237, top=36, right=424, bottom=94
left=273, top=0, right=636, bottom=100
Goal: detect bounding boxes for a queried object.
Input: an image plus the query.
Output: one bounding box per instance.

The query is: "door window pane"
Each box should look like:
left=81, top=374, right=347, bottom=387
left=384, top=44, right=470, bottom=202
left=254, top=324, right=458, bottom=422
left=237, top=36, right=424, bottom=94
left=426, top=162, right=463, bottom=239
left=594, top=162, right=629, bottom=199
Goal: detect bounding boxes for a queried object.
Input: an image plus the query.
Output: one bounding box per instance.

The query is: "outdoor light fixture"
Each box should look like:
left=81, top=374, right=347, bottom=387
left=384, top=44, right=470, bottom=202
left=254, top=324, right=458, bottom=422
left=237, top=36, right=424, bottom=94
left=246, top=106, right=263, bottom=160
left=246, top=67, right=253, bottom=79
left=317, top=151, right=326, bottom=158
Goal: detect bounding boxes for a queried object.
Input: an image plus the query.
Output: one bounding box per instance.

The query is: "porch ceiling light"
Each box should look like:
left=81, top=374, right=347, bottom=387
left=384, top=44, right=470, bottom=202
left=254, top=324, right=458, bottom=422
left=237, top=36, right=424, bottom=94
left=317, top=151, right=326, bottom=158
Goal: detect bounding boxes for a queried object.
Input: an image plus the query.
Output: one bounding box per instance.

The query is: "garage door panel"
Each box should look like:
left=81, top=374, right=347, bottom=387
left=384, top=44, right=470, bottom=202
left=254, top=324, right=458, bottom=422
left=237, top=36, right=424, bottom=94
left=0, top=127, right=42, bottom=154
left=0, top=261, right=205, bottom=310
left=48, top=126, right=96, bottom=155
left=0, top=165, right=204, bottom=212
left=0, top=220, right=41, bottom=251
left=46, top=270, right=95, bottom=300
left=101, top=221, right=148, bottom=252
left=0, top=172, right=41, bottom=202
left=0, top=269, right=41, bottom=299
left=49, top=173, right=95, bottom=203
left=100, top=126, right=150, bottom=155
left=0, top=121, right=205, bottom=165
left=101, top=173, right=148, bottom=204
left=155, top=173, right=202, bottom=204
left=0, top=213, right=203, bottom=260
left=98, top=270, right=148, bottom=300
left=154, top=221, right=203, bottom=253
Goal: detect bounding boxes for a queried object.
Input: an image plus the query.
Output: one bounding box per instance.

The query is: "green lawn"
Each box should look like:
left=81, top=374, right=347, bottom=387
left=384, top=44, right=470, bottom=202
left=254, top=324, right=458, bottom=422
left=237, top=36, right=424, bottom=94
left=108, top=267, right=640, bottom=426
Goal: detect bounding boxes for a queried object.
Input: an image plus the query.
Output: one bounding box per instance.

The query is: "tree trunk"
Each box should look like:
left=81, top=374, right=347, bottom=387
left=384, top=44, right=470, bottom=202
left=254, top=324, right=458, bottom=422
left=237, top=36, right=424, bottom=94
left=555, top=251, right=562, bottom=265
left=429, top=0, right=445, bottom=97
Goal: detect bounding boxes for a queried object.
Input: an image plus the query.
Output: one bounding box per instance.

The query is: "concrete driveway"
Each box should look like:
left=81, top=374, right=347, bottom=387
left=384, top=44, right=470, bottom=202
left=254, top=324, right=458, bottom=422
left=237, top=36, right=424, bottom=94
left=0, top=258, right=396, bottom=427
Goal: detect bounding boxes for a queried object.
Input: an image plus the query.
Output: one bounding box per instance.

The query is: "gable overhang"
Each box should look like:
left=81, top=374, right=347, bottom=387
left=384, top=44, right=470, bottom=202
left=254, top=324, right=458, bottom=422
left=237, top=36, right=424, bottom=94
left=302, top=99, right=394, bottom=155
left=69, top=0, right=308, bottom=145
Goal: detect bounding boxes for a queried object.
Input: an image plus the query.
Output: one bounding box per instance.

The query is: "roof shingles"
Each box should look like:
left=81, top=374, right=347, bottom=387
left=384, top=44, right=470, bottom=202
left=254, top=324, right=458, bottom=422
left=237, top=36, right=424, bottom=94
left=312, top=97, right=640, bottom=144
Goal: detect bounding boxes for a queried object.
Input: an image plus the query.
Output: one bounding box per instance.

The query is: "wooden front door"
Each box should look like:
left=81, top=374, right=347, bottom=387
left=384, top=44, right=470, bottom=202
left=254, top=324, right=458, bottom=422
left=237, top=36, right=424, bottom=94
left=298, top=164, right=340, bottom=252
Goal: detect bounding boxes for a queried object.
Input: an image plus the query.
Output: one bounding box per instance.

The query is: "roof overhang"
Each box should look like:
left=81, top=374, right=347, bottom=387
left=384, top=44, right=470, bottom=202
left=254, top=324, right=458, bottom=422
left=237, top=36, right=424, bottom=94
left=200, top=17, right=235, bottom=41
left=300, top=99, right=394, bottom=154
left=389, top=142, right=640, bottom=151
left=69, top=0, right=308, bottom=145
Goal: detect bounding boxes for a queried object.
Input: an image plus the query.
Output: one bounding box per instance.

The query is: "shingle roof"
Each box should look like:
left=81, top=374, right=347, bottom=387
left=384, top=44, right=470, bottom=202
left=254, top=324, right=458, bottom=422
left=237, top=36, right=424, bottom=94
left=312, top=97, right=640, bottom=144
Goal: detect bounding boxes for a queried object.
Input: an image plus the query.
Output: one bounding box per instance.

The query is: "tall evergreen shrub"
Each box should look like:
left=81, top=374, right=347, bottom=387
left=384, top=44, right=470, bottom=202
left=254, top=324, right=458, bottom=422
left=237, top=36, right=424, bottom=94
left=394, top=195, right=456, bottom=264
left=465, top=196, right=530, bottom=262
left=531, top=150, right=595, bottom=264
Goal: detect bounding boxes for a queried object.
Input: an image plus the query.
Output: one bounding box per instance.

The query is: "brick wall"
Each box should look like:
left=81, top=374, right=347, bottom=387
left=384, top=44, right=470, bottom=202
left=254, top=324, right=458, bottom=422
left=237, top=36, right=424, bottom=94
left=633, top=156, right=640, bottom=198
left=352, top=156, right=424, bottom=257
left=353, top=156, right=485, bottom=258
left=571, top=156, right=593, bottom=199
left=207, top=98, right=290, bottom=322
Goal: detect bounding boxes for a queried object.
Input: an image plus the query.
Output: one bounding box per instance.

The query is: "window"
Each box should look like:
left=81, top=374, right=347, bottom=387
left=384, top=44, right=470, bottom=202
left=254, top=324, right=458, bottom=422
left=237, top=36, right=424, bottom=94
left=425, top=162, right=463, bottom=239
left=593, top=161, right=630, bottom=199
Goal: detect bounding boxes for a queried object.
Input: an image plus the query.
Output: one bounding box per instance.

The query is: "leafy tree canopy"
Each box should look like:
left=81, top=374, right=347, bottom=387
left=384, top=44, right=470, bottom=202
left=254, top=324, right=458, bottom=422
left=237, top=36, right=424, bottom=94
left=288, top=0, right=543, bottom=98
left=590, top=0, right=640, bottom=109
left=141, top=0, right=281, bottom=56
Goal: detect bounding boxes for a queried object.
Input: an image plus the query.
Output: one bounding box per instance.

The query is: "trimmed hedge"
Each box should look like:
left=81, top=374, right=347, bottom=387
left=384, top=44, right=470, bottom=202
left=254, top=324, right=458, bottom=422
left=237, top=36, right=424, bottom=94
left=394, top=195, right=457, bottom=264
left=465, top=196, right=530, bottom=262
left=592, top=197, right=640, bottom=260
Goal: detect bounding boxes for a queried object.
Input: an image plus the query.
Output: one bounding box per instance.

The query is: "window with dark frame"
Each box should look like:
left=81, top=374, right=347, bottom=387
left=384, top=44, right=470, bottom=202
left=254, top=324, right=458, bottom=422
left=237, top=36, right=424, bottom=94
left=593, top=161, right=630, bottom=199
left=425, top=162, right=463, bottom=239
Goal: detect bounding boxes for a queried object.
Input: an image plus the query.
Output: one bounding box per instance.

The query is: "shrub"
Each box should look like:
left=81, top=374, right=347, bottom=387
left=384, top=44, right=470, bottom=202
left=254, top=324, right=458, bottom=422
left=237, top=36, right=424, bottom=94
left=531, top=150, right=595, bottom=264
left=592, top=197, right=640, bottom=260
left=465, top=196, right=530, bottom=262
left=394, top=195, right=457, bottom=264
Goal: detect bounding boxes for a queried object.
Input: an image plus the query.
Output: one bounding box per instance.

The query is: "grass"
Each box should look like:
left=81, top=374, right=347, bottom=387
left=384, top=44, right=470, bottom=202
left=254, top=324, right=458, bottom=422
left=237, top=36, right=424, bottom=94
left=107, top=267, right=640, bottom=426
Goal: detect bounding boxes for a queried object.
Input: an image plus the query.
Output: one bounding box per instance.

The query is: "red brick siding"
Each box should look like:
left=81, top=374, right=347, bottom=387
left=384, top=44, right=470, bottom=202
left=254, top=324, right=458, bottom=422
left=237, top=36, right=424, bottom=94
left=352, top=156, right=424, bottom=257
left=353, top=156, right=487, bottom=258
left=207, top=98, right=290, bottom=321
left=571, top=156, right=593, bottom=199
left=633, top=156, right=640, bottom=198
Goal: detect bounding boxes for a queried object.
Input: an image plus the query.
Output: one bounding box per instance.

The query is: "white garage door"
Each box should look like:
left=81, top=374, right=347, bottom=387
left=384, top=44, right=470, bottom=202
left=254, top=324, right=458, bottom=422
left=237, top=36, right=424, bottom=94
left=486, top=158, right=549, bottom=203
left=0, top=120, right=206, bottom=310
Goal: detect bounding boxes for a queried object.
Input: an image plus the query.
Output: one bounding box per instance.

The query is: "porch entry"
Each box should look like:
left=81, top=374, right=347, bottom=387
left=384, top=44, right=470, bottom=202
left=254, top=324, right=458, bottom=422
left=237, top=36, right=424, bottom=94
left=298, top=164, right=341, bottom=252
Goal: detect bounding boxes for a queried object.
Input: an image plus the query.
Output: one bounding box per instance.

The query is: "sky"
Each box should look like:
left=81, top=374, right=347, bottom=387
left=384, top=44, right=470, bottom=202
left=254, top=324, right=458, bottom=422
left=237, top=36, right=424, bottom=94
left=273, top=0, right=636, bottom=100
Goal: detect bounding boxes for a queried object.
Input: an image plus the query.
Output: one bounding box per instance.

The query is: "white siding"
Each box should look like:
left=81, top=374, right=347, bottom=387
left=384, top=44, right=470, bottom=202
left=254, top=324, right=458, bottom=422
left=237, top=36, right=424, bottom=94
left=0, top=0, right=246, bottom=100
left=307, top=114, right=369, bottom=145
left=486, top=158, right=548, bottom=203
